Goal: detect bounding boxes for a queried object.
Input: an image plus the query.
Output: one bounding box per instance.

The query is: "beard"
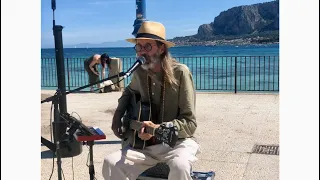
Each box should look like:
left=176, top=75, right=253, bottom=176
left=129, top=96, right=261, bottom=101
left=141, top=52, right=161, bottom=71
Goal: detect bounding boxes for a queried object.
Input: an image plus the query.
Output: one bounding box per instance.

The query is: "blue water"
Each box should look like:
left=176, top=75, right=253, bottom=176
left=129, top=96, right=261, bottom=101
left=41, top=44, right=279, bottom=58
left=41, top=44, right=279, bottom=91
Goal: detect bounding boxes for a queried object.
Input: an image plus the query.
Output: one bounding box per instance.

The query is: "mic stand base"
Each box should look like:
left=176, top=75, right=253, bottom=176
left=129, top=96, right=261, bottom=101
left=41, top=136, right=56, bottom=152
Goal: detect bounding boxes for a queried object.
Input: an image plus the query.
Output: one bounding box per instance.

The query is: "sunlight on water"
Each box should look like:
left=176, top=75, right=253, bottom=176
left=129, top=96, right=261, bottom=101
left=41, top=45, right=279, bottom=92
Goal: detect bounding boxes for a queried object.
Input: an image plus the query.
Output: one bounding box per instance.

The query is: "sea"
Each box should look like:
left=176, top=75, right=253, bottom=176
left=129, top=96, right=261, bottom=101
left=41, top=44, right=279, bottom=58
left=41, top=44, right=279, bottom=92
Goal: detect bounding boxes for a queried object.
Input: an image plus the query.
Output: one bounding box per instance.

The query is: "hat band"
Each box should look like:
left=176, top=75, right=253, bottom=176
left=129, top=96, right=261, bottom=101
left=136, top=33, right=165, bottom=41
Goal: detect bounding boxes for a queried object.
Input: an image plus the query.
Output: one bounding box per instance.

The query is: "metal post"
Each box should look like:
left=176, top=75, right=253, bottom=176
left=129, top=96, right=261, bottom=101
left=66, top=58, right=71, bottom=91
left=132, top=0, right=147, bottom=37
left=53, top=96, right=63, bottom=180
left=53, top=25, right=67, bottom=113
left=50, top=0, right=82, bottom=159
left=88, top=141, right=95, bottom=180
left=234, top=57, right=237, bottom=94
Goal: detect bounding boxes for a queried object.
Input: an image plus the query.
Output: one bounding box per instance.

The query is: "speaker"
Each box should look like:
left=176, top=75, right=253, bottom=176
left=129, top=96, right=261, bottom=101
left=52, top=121, right=83, bottom=158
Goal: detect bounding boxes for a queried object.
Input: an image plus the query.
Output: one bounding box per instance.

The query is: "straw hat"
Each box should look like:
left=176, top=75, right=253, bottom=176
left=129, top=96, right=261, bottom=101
left=126, top=21, right=175, bottom=48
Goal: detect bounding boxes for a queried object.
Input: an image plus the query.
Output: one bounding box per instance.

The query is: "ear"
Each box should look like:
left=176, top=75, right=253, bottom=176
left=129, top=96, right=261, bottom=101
left=159, top=44, right=165, bottom=54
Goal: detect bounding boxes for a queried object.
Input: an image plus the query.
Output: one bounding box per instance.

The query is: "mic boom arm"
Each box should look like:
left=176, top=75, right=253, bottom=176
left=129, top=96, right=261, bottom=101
left=41, top=56, right=146, bottom=104
left=41, top=56, right=147, bottom=152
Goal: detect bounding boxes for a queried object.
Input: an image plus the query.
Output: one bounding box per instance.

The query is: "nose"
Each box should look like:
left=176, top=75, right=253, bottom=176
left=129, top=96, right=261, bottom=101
left=139, top=47, right=148, bottom=53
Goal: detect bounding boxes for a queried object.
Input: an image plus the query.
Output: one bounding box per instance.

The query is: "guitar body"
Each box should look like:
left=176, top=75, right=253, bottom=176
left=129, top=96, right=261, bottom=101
left=129, top=102, right=151, bottom=149
left=122, top=92, right=178, bottom=149
left=121, top=93, right=151, bottom=149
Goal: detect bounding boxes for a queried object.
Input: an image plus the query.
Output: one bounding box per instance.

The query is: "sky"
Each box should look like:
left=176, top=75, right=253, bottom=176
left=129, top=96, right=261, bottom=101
left=41, top=0, right=274, bottom=48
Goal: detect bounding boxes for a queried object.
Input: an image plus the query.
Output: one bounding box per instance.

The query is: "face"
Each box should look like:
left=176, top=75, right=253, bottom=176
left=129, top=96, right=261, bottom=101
left=135, top=39, right=164, bottom=71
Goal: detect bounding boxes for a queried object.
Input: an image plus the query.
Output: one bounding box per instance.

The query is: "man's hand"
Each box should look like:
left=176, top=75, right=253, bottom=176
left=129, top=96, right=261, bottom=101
left=111, top=113, right=124, bottom=139
left=138, top=121, right=160, bottom=141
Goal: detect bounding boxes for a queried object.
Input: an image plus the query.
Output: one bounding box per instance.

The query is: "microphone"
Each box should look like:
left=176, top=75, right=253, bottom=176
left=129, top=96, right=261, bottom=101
left=123, top=56, right=146, bottom=78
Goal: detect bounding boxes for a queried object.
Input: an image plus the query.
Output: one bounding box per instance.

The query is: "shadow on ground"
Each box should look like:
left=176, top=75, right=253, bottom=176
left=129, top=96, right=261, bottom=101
left=41, top=140, right=121, bottom=159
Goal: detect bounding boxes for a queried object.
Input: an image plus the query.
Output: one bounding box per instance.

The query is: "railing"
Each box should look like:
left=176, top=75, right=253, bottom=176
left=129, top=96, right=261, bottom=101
left=41, top=56, right=279, bottom=93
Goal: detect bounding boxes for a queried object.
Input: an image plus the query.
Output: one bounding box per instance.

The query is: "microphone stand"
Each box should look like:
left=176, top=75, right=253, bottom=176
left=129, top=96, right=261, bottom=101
left=43, top=1, right=142, bottom=179
left=41, top=70, right=133, bottom=180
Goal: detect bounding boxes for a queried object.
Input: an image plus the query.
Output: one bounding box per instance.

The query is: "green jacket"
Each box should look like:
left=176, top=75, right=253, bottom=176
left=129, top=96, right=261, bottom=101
left=114, top=62, right=197, bottom=139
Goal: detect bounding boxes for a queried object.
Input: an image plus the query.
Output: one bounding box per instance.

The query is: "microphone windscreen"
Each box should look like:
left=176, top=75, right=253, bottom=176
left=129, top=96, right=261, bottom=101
left=137, top=56, right=146, bottom=64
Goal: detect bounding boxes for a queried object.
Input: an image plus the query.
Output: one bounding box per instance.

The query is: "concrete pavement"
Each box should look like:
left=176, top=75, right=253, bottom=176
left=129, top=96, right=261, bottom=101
left=41, top=90, right=279, bottom=180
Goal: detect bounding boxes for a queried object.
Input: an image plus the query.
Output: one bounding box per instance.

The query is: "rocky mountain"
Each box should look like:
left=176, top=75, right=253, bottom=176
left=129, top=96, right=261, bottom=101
left=170, top=0, right=279, bottom=46
left=64, top=40, right=133, bottom=48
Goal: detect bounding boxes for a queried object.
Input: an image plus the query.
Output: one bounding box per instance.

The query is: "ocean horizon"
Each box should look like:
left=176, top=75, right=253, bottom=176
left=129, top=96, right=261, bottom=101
left=41, top=44, right=279, bottom=58
left=41, top=44, right=279, bottom=92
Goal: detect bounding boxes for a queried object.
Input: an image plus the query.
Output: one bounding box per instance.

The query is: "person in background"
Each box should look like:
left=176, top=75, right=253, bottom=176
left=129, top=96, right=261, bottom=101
left=84, top=53, right=111, bottom=92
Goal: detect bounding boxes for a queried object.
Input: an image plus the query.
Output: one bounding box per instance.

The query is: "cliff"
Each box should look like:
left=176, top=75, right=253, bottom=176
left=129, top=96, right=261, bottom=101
left=170, top=0, right=279, bottom=46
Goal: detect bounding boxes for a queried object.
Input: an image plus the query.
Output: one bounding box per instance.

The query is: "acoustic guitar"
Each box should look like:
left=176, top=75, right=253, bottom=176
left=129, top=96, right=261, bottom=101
left=122, top=97, right=178, bottom=149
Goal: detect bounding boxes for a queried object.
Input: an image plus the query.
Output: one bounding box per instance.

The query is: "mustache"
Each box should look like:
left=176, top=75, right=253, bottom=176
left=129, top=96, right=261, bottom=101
left=142, top=54, right=152, bottom=63
left=141, top=54, right=151, bottom=61
left=141, top=53, right=161, bottom=64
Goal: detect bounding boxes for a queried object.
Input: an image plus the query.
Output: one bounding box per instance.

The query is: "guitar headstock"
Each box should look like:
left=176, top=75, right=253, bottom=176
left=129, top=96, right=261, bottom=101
left=154, top=123, right=178, bottom=148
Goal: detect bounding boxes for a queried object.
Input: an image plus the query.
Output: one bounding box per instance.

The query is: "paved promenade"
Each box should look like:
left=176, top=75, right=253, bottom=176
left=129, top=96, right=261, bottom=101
left=41, top=90, right=279, bottom=180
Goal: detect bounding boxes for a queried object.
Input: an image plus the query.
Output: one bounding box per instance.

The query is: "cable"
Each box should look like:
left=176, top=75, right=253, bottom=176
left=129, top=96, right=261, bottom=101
left=71, top=111, right=82, bottom=121
left=72, top=157, right=74, bottom=180
left=48, top=91, right=61, bottom=180
left=86, top=151, right=90, bottom=167
left=48, top=102, right=54, bottom=180
left=85, top=144, right=98, bottom=180
left=61, top=168, right=66, bottom=180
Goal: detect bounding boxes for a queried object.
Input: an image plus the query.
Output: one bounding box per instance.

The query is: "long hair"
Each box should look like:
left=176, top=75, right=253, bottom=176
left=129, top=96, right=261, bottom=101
left=101, top=53, right=111, bottom=69
left=156, top=41, right=179, bottom=90
left=105, top=58, right=111, bottom=69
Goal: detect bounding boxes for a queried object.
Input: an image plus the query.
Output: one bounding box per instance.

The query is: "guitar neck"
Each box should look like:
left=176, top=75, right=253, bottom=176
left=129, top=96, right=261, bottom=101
left=130, top=120, right=155, bottom=135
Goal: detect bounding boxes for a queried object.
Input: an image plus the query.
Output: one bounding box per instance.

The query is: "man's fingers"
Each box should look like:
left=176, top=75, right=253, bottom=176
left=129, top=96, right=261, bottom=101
left=112, top=127, right=123, bottom=139
left=138, top=133, right=152, bottom=140
left=140, top=127, right=145, bottom=134
left=143, top=121, right=153, bottom=126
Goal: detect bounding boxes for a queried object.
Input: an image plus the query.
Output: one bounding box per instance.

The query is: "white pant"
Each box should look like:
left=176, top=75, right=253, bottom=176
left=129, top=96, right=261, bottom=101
left=102, top=138, right=200, bottom=180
